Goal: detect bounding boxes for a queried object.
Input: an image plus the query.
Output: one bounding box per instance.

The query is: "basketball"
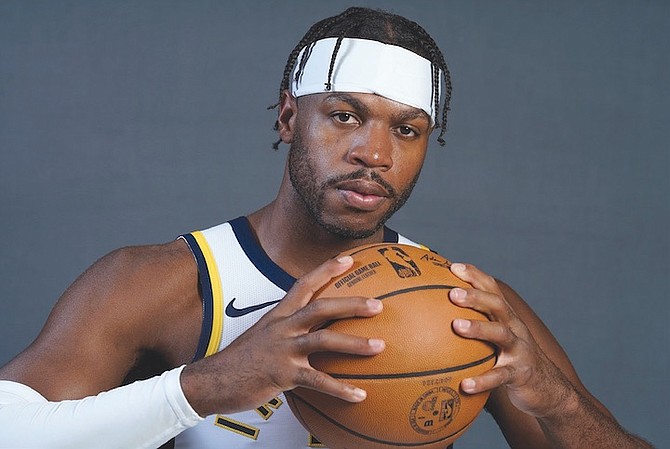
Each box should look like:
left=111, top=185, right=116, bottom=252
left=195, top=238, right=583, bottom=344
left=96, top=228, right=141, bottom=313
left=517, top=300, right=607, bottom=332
left=285, top=243, right=496, bottom=449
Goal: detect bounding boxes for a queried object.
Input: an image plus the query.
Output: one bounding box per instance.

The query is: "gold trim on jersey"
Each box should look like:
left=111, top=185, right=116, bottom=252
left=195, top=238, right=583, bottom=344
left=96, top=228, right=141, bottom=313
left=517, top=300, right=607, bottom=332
left=192, top=231, right=224, bottom=357
left=214, top=415, right=260, bottom=440
left=255, top=396, right=283, bottom=420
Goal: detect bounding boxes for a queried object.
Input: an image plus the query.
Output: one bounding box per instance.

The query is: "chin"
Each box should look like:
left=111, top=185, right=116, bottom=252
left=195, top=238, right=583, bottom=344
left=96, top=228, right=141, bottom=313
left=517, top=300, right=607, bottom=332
left=318, top=214, right=385, bottom=240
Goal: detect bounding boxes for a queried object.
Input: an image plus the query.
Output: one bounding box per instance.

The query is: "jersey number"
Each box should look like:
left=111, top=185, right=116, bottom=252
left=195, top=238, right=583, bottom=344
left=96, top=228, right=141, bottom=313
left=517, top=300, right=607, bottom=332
left=214, top=396, right=325, bottom=447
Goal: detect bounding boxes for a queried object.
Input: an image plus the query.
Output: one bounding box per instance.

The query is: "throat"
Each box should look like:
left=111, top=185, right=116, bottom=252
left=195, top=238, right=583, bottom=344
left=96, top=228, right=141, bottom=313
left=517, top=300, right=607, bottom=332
left=247, top=203, right=386, bottom=278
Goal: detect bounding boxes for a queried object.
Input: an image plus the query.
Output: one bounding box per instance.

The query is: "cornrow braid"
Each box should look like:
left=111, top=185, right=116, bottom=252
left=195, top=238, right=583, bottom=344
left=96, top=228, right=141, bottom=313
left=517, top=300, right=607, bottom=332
left=421, top=38, right=452, bottom=146
left=324, top=35, right=343, bottom=91
left=269, top=7, right=452, bottom=149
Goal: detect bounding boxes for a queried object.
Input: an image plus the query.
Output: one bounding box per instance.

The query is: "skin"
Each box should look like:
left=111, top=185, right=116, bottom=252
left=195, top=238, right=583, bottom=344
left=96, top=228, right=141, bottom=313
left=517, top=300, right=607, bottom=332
left=0, top=90, right=652, bottom=448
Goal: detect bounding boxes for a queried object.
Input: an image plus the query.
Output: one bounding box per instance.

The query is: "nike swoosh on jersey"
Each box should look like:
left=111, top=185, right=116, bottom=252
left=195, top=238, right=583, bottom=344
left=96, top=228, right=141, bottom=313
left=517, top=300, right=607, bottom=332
left=225, top=297, right=282, bottom=317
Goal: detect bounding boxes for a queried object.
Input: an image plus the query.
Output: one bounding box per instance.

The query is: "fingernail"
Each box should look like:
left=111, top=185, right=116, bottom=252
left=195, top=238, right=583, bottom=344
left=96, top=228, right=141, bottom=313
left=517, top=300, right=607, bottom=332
left=450, top=288, right=466, bottom=302
left=367, top=299, right=383, bottom=311
left=451, top=263, right=466, bottom=273
left=454, top=318, right=471, bottom=330
left=352, top=388, right=367, bottom=401
left=461, top=378, right=476, bottom=392
left=368, top=338, right=385, bottom=350
left=337, top=256, right=353, bottom=264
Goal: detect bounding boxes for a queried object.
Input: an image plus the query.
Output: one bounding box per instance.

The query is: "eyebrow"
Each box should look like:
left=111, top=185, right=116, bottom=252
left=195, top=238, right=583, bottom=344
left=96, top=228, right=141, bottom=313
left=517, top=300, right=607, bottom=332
left=323, top=93, right=431, bottom=127
left=322, top=93, right=372, bottom=116
left=394, top=108, right=430, bottom=124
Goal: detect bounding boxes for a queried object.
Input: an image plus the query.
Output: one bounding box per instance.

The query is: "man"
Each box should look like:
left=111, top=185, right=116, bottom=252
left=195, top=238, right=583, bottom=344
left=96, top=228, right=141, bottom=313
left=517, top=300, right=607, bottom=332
left=0, top=6, right=653, bottom=449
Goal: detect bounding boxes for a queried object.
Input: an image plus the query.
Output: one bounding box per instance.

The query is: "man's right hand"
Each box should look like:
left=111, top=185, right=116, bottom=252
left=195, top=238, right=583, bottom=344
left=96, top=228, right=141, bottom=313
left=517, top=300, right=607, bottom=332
left=180, top=255, right=385, bottom=417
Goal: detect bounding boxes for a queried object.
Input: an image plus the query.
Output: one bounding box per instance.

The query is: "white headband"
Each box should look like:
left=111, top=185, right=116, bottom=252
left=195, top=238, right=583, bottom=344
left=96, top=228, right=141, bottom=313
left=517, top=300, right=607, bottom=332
left=290, top=37, right=440, bottom=124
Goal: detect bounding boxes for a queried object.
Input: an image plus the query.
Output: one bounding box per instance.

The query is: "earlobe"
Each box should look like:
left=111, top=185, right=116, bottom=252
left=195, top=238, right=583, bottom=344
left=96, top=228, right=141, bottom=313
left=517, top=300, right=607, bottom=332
left=277, top=90, right=298, bottom=144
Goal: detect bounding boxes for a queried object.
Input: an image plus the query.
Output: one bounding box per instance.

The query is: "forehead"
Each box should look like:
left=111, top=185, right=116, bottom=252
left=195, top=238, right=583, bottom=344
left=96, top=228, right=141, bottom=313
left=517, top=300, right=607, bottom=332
left=299, top=92, right=432, bottom=125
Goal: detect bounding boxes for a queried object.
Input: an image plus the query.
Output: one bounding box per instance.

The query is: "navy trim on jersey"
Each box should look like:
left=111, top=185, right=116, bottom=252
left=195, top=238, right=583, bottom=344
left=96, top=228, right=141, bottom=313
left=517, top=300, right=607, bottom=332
left=229, top=217, right=400, bottom=293
left=181, top=233, right=214, bottom=362
left=230, top=217, right=298, bottom=292
left=383, top=226, right=399, bottom=243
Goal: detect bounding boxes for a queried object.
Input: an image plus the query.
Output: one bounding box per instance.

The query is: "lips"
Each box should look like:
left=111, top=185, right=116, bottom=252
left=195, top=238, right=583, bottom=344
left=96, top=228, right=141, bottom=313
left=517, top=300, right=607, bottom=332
left=335, top=179, right=390, bottom=211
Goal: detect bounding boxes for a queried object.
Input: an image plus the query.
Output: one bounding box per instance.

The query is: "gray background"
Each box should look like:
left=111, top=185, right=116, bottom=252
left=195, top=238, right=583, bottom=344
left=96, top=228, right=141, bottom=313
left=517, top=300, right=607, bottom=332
left=1, top=1, right=667, bottom=447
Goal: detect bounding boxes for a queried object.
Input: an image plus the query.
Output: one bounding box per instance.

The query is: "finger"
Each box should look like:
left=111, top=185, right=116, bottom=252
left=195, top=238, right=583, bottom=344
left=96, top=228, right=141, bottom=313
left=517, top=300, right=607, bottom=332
left=460, top=365, right=514, bottom=395
left=295, top=328, right=385, bottom=356
left=275, top=256, right=354, bottom=315
left=452, top=317, right=515, bottom=348
left=450, top=263, right=501, bottom=294
left=449, top=287, right=513, bottom=322
left=294, top=366, right=368, bottom=403
left=291, top=296, right=383, bottom=330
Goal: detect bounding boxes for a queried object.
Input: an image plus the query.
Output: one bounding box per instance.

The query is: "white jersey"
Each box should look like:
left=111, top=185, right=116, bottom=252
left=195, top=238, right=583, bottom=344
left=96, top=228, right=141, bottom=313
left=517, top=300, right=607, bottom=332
left=174, top=217, right=418, bottom=449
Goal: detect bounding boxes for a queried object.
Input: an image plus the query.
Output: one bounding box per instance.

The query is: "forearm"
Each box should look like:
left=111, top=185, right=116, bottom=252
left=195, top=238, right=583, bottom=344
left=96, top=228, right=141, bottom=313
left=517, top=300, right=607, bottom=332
left=0, top=366, right=202, bottom=449
left=537, top=384, right=653, bottom=449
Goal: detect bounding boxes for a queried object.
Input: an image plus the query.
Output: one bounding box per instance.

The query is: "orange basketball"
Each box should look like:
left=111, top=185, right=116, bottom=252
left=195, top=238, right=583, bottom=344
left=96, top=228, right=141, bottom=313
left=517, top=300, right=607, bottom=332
left=286, top=243, right=496, bottom=449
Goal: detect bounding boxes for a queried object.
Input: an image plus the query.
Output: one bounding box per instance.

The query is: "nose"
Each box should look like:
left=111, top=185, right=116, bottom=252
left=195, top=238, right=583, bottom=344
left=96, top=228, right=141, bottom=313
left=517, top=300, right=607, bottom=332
left=346, top=125, right=393, bottom=171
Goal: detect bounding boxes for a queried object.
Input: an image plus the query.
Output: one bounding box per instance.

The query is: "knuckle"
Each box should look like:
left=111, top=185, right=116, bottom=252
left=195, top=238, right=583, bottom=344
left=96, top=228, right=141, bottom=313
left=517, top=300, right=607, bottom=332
left=291, top=277, right=311, bottom=293
left=295, top=331, right=317, bottom=352
left=481, top=274, right=497, bottom=290
left=306, top=297, right=329, bottom=313
left=309, top=329, right=328, bottom=346
left=497, top=324, right=516, bottom=345
left=503, top=365, right=517, bottom=384
left=516, top=364, right=533, bottom=383
left=298, top=368, right=326, bottom=390
left=496, top=303, right=514, bottom=322
left=299, top=329, right=331, bottom=352
left=311, top=373, right=328, bottom=390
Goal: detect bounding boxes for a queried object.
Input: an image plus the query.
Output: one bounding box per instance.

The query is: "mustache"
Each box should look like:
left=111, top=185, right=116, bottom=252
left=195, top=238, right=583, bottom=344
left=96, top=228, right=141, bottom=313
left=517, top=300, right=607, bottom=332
left=323, top=168, right=397, bottom=198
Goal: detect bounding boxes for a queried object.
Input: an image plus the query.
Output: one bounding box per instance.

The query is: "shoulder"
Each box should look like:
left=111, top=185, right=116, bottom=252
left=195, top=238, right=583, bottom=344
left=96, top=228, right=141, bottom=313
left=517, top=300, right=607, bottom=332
left=63, top=240, right=199, bottom=328
left=92, top=238, right=195, bottom=279
left=72, top=239, right=202, bottom=356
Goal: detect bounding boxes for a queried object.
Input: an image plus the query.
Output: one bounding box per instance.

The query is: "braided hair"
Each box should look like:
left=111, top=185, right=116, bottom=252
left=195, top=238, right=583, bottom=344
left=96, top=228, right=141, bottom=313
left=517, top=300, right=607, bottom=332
left=270, top=7, right=452, bottom=149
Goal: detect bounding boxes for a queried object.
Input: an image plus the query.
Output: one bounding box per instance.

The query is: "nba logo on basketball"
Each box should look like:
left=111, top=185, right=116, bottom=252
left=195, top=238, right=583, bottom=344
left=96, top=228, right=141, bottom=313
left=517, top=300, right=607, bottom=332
left=378, top=246, right=421, bottom=278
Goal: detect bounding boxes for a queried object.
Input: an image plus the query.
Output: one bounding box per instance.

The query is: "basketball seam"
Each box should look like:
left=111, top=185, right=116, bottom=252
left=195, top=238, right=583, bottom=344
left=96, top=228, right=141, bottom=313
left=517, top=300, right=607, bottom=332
left=317, top=284, right=463, bottom=331
left=375, top=284, right=460, bottom=300
left=326, top=352, right=496, bottom=380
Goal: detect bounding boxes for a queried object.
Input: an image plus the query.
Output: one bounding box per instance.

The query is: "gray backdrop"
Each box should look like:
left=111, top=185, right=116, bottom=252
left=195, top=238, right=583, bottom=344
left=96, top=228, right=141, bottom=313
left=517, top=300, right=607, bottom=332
left=1, top=1, right=667, bottom=447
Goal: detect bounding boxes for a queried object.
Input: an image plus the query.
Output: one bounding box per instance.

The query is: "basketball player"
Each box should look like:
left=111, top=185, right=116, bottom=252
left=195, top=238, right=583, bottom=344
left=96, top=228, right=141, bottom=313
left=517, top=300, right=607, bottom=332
left=0, top=7, right=653, bottom=449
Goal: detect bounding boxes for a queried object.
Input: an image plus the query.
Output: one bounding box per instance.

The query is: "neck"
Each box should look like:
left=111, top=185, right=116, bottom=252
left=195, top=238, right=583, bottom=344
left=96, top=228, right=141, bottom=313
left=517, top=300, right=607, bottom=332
left=247, top=180, right=386, bottom=278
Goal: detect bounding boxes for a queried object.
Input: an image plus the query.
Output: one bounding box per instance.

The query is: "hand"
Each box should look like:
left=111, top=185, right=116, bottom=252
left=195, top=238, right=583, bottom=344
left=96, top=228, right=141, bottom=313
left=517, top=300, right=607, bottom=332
left=181, top=256, right=385, bottom=417
left=448, top=263, right=573, bottom=419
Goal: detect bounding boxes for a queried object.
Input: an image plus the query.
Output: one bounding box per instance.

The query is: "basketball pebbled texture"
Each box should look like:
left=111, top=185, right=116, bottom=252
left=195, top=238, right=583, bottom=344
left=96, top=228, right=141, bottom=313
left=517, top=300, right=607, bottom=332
left=286, top=243, right=497, bottom=449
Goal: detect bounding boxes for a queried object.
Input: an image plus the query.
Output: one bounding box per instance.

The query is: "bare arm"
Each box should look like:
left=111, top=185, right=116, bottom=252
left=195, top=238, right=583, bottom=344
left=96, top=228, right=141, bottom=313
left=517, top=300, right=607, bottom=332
left=0, top=239, right=202, bottom=399
left=448, top=263, right=653, bottom=449
left=0, top=243, right=386, bottom=446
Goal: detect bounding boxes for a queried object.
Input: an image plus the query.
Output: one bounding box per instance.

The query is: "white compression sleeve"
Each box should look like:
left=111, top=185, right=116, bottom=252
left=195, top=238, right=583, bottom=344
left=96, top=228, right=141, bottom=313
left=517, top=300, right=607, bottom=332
left=0, top=365, right=203, bottom=449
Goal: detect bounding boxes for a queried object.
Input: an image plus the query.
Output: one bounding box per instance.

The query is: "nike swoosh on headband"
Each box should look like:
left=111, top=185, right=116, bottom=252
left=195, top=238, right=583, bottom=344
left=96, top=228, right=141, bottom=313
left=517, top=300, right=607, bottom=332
left=225, top=297, right=282, bottom=317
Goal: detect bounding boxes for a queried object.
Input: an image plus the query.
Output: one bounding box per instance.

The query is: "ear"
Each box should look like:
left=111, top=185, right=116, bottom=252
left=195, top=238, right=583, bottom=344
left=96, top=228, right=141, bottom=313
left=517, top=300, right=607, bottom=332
left=277, top=90, right=298, bottom=144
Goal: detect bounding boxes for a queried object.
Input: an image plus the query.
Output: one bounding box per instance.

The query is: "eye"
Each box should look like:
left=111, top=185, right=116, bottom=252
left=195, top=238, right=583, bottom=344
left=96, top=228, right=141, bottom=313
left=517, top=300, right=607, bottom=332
left=396, top=125, right=418, bottom=137
left=332, top=112, right=359, bottom=124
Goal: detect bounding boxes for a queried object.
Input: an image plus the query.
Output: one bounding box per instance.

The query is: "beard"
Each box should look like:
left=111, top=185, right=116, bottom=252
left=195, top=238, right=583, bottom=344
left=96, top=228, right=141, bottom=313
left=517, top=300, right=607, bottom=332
left=287, top=129, right=420, bottom=240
